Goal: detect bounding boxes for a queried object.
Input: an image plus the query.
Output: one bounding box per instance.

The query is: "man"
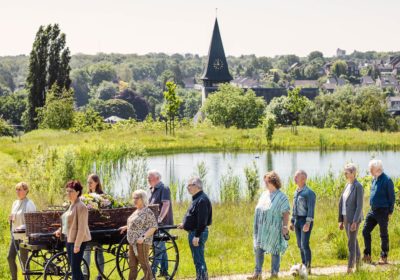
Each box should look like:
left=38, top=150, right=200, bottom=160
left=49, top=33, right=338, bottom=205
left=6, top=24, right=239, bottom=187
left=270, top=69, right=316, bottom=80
left=178, top=177, right=212, bottom=280
left=362, top=159, right=395, bottom=264
left=147, top=170, right=173, bottom=277
left=289, top=170, right=316, bottom=274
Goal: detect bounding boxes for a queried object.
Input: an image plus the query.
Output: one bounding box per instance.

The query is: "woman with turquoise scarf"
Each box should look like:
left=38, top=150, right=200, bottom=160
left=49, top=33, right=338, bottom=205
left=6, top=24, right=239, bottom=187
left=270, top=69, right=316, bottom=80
left=248, top=171, right=290, bottom=279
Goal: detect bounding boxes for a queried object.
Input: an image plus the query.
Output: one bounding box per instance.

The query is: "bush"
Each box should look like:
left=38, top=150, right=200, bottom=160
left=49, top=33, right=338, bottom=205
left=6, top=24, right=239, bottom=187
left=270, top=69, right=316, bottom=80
left=71, top=108, right=109, bottom=132
left=244, top=161, right=260, bottom=201
left=0, top=117, right=13, bottom=136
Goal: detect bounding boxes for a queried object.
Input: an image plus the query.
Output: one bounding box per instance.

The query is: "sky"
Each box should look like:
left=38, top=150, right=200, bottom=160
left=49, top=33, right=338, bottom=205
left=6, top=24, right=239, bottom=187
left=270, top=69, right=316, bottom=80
left=1, top=0, right=400, bottom=57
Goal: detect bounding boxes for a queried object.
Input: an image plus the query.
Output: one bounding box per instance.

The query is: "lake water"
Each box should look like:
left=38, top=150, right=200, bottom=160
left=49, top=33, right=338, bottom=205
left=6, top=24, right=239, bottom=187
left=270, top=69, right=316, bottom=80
left=111, top=150, right=400, bottom=201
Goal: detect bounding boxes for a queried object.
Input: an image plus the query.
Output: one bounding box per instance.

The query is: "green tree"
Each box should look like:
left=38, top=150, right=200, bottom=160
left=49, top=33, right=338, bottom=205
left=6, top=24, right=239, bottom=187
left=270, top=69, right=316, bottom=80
left=264, top=112, right=276, bottom=145
left=286, top=87, right=308, bottom=133
left=331, top=60, right=348, bottom=77
left=71, top=69, right=91, bottom=106
left=307, top=51, right=324, bottom=62
left=0, top=117, right=13, bottom=136
left=203, top=84, right=266, bottom=129
left=90, top=63, right=117, bottom=86
left=95, top=81, right=118, bottom=100
left=89, top=98, right=136, bottom=119
left=71, top=108, right=108, bottom=132
left=0, top=90, right=27, bottom=125
left=162, top=81, right=181, bottom=135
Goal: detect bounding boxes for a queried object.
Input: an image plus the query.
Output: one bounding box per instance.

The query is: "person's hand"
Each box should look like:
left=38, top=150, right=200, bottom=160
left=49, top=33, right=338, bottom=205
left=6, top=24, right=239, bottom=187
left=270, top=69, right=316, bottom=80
left=192, top=237, right=200, bottom=247
left=289, top=223, right=295, bottom=231
left=54, top=229, right=61, bottom=238
left=119, top=226, right=127, bottom=234
left=158, top=217, right=163, bottom=224
left=339, top=222, right=344, bottom=230
left=9, top=215, right=15, bottom=222
left=137, top=237, right=144, bottom=244
left=177, top=223, right=184, bottom=229
left=303, top=223, right=310, bottom=232
left=282, top=226, right=289, bottom=235
left=350, top=222, right=357, bottom=232
left=73, top=247, right=80, bottom=254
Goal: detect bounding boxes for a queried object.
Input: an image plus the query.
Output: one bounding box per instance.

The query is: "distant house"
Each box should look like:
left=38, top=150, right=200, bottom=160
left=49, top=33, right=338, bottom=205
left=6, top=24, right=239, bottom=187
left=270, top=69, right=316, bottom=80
left=347, top=61, right=359, bottom=76
left=389, top=56, right=400, bottom=75
left=293, top=80, right=319, bottom=88
left=376, top=75, right=399, bottom=89
left=104, top=116, right=126, bottom=124
left=336, top=48, right=346, bottom=57
left=183, top=77, right=196, bottom=89
left=323, top=76, right=346, bottom=92
left=387, top=96, right=400, bottom=116
left=360, top=76, right=375, bottom=86
left=231, top=77, right=263, bottom=88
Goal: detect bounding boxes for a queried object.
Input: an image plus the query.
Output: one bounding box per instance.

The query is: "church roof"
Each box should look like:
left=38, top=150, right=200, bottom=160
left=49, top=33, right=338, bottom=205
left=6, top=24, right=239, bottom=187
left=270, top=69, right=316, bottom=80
left=201, top=18, right=233, bottom=83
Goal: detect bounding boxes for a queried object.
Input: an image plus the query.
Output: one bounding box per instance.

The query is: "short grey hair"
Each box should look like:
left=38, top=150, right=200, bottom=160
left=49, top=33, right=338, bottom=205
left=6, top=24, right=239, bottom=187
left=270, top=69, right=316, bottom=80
left=296, top=169, right=308, bottom=179
left=147, top=169, right=161, bottom=179
left=133, top=189, right=148, bottom=207
left=188, top=177, right=203, bottom=190
left=344, top=163, right=357, bottom=174
left=368, top=159, right=383, bottom=171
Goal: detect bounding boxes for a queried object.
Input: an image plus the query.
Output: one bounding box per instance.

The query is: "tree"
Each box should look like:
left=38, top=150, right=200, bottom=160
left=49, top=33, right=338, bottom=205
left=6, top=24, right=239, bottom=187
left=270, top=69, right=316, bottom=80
left=95, top=81, right=118, bottom=100
left=307, top=51, right=324, bottom=62
left=38, top=85, right=74, bottom=129
left=177, top=88, right=201, bottom=119
left=90, top=63, right=117, bottom=86
left=331, top=60, right=348, bottom=77
left=117, top=88, right=149, bottom=121
left=0, top=117, right=13, bottom=136
left=71, top=69, right=91, bottom=106
left=89, top=98, right=136, bottom=119
left=25, top=24, right=71, bottom=130
left=203, top=84, right=266, bottom=129
left=71, top=108, right=108, bottom=132
left=0, top=90, right=27, bottom=125
left=285, top=87, right=308, bottom=133
left=264, top=113, right=276, bottom=145
left=162, top=81, right=182, bottom=135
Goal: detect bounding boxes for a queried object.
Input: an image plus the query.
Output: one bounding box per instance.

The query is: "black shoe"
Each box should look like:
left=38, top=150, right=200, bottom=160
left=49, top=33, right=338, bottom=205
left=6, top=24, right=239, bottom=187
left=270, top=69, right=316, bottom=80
left=158, top=271, right=169, bottom=277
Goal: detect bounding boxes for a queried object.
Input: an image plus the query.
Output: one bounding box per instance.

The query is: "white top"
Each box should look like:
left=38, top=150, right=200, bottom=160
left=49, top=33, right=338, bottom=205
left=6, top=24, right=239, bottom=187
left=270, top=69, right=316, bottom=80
left=342, top=183, right=352, bottom=216
left=11, top=198, right=36, bottom=240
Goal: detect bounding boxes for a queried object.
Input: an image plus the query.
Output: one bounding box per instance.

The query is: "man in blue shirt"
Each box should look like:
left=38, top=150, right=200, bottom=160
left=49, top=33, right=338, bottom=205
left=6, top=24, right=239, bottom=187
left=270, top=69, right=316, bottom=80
left=362, top=160, right=395, bottom=265
left=290, top=170, right=316, bottom=274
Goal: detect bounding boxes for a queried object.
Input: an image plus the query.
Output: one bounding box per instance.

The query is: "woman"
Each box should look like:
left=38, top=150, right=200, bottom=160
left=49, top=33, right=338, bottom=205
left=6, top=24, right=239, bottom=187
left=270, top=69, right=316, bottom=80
left=8, top=182, right=36, bottom=280
left=248, top=171, right=290, bottom=279
left=55, top=180, right=91, bottom=280
left=338, top=163, right=364, bottom=273
left=119, top=190, right=157, bottom=280
left=83, top=174, right=104, bottom=280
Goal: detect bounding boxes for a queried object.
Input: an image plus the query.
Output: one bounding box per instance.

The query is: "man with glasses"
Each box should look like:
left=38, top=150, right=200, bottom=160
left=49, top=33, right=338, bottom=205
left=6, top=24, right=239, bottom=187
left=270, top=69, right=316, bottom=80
left=147, top=170, right=173, bottom=277
left=178, top=177, right=212, bottom=280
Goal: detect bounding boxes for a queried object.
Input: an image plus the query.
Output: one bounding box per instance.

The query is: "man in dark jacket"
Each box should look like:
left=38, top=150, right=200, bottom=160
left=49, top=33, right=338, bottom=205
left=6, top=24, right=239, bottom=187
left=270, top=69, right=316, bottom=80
left=178, top=177, right=212, bottom=280
left=362, top=160, right=395, bottom=265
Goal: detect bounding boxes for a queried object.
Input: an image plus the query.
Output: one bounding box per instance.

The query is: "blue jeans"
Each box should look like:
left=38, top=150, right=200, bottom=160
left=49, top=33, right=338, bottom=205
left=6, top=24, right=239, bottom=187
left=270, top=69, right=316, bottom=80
left=189, top=228, right=208, bottom=280
left=254, top=247, right=280, bottom=275
left=294, top=216, right=313, bottom=268
left=66, top=242, right=87, bottom=280
left=82, top=243, right=104, bottom=277
left=152, top=239, right=168, bottom=275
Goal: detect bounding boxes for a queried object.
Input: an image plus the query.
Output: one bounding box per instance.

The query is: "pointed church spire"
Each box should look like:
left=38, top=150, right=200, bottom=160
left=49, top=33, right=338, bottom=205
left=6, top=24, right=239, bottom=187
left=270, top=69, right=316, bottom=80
left=201, top=18, right=233, bottom=86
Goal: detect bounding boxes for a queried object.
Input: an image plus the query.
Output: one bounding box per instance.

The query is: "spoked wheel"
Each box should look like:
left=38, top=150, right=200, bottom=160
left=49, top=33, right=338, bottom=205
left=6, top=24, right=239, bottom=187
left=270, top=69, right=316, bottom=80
left=94, top=243, right=121, bottom=280
left=25, top=250, right=50, bottom=279
left=116, top=229, right=179, bottom=280
left=43, top=251, right=89, bottom=280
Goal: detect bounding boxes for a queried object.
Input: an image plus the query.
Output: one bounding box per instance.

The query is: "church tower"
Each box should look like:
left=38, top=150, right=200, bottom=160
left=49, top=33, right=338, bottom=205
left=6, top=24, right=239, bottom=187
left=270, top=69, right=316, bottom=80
left=201, top=18, right=232, bottom=103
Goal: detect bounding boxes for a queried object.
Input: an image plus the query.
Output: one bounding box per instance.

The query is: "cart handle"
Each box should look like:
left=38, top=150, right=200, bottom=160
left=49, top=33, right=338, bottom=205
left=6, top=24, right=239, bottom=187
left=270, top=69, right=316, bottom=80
left=158, top=225, right=178, bottom=230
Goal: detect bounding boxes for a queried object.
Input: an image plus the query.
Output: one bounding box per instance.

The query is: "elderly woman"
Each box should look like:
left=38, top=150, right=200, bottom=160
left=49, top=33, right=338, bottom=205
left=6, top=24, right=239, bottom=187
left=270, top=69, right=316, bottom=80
left=119, top=190, right=158, bottom=280
left=83, top=174, right=105, bottom=280
left=55, top=180, right=91, bottom=280
left=338, top=163, right=364, bottom=273
left=8, top=182, right=36, bottom=280
left=248, top=171, right=290, bottom=279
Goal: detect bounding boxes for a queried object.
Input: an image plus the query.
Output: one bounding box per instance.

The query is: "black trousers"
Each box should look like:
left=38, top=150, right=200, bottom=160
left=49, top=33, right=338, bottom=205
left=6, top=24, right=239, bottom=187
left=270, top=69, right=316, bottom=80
left=362, top=207, right=389, bottom=258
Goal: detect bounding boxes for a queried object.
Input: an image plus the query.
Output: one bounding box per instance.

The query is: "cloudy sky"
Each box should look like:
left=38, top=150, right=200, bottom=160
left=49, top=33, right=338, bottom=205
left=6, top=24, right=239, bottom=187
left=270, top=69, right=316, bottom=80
left=1, top=0, right=399, bottom=57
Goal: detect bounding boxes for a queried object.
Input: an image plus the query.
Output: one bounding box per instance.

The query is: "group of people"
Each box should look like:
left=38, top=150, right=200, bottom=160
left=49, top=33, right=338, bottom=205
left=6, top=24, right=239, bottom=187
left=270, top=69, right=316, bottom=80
left=247, top=159, right=395, bottom=279
left=8, top=159, right=395, bottom=280
left=8, top=171, right=212, bottom=280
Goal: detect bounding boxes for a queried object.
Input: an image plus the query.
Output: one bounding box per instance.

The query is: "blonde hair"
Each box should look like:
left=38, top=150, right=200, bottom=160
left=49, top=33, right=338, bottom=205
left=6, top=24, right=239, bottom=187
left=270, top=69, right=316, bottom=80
left=344, top=163, right=357, bottom=174
left=264, top=171, right=282, bottom=189
left=133, top=189, right=148, bottom=207
left=15, top=182, right=29, bottom=193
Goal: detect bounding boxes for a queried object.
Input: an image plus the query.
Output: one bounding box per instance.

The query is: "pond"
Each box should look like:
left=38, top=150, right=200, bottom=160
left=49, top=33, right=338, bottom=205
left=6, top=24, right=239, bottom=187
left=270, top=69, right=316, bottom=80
left=110, top=150, right=400, bottom=201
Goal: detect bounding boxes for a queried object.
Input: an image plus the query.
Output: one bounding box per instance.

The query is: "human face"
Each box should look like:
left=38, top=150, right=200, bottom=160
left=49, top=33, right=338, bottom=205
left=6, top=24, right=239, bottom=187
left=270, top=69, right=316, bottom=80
left=344, top=170, right=356, bottom=182
left=187, top=183, right=197, bottom=195
left=147, top=174, right=159, bottom=188
left=133, top=195, right=143, bottom=208
left=294, top=172, right=306, bottom=187
left=87, top=178, right=96, bottom=192
left=15, top=187, right=27, bottom=200
left=66, top=187, right=79, bottom=202
left=264, top=179, right=276, bottom=192
left=369, top=166, right=381, bottom=177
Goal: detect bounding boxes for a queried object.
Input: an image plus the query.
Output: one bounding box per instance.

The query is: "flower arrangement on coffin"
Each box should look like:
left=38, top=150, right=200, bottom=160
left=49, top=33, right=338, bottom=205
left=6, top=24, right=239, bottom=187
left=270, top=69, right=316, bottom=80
left=62, top=193, right=130, bottom=210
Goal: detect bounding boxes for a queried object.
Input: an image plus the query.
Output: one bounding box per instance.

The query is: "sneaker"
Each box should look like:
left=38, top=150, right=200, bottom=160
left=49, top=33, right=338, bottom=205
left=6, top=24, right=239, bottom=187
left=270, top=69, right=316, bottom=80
left=378, top=256, right=388, bottom=265
left=247, top=274, right=262, bottom=280
left=362, top=254, right=372, bottom=264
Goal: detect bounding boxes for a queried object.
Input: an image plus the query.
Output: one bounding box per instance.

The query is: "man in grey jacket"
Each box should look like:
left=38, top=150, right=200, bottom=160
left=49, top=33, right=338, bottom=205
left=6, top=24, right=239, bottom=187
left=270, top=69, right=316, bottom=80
left=338, top=163, right=364, bottom=273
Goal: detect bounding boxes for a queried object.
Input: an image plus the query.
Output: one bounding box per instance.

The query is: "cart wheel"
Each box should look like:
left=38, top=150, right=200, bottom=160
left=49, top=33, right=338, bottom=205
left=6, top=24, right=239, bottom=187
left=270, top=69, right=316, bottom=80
left=43, top=251, right=90, bottom=280
left=25, top=250, right=50, bottom=279
left=116, top=229, right=179, bottom=280
left=94, top=243, right=120, bottom=280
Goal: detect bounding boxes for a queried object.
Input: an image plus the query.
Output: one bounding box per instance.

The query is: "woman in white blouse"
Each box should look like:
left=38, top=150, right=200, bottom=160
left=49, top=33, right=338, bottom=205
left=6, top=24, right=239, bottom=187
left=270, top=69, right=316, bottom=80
left=7, top=182, right=36, bottom=280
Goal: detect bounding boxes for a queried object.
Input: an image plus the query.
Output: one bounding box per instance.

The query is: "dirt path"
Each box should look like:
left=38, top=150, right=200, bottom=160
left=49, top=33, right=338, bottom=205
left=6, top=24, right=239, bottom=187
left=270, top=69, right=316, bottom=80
left=183, top=262, right=399, bottom=279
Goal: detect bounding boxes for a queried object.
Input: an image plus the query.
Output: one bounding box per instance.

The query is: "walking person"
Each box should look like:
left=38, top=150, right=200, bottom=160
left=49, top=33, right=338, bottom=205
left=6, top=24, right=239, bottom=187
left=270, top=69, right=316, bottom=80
left=178, top=177, right=212, bottom=280
left=8, top=182, right=36, bottom=280
left=147, top=170, right=173, bottom=277
left=248, top=171, right=290, bottom=279
left=83, top=174, right=105, bottom=280
left=55, top=180, right=91, bottom=280
left=289, top=170, right=316, bottom=274
left=362, top=159, right=395, bottom=264
left=338, top=163, right=364, bottom=273
left=119, top=189, right=158, bottom=280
